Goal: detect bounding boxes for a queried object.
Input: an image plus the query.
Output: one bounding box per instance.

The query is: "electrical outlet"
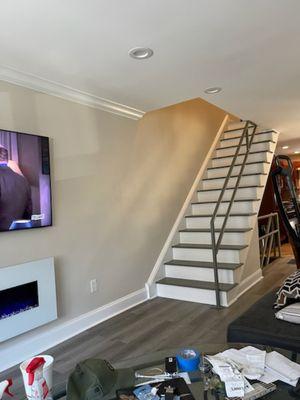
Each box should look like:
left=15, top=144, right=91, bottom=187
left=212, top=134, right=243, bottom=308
left=90, top=279, right=97, bottom=293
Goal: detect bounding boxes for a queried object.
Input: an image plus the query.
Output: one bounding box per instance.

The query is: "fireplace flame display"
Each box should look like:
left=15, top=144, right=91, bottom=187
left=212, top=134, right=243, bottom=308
left=0, top=281, right=39, bottom=320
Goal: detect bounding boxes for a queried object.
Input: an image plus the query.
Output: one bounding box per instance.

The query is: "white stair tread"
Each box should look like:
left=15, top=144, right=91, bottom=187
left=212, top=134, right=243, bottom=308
left=192, top=199, right=259, bottom=204
left=216, top=140, right=275, bottom=152
left=198, top=185, right=263, bottom=193
left=207, top=161, right=270, bottom=171
left=165, top=259, right=242, bottom=270
left=157, top=277, right=237, bottom=291
left=172, top=243, right=247, bottom=250
left=186, top=212, right=256, bottom=217
left=179, top=227, right=252, bottom=233
left=212, top=150, right=272, bottom=160
left=221, top=130, right=277, bottom=142
left=202, top=172, right=266, bottom=181
left=224, top=127, right=275, bottom=134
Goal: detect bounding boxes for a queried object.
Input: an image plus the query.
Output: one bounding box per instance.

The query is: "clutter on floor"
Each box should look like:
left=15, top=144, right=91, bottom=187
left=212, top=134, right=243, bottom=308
left=0, top=380, right=13, bottom=399
left=207, top=346, right=300, bottom=397
left=19, top=355, right=54, bottom=400
left=3, top=345, right=300, bottom=399
left=65, top=346, right=300, bottom=399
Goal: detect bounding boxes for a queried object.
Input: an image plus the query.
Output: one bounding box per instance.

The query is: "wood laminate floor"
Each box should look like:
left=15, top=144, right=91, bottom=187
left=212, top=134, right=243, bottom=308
left=0, top=255, right=295, bottom=397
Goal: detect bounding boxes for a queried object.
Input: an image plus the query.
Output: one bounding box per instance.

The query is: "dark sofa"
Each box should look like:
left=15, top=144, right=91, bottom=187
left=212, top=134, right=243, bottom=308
left=227, top=289, right=300, bottom=354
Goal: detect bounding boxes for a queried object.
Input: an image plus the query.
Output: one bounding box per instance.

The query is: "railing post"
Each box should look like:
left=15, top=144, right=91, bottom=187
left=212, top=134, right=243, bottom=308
left=258, top=213, right=282, bottom=267
left=211, top=220, right=221, bottom=308
left=276, top=212, right=282, bottom=258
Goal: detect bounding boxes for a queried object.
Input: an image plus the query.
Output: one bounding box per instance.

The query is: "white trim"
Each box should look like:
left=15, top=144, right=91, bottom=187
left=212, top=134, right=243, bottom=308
left=227, top=269, right=263, bottom=306
left=0, top=287, right=147, bottom=372
left=0, top=65, right=145, bottom=120
left=146, top=114, right=230, bottom=294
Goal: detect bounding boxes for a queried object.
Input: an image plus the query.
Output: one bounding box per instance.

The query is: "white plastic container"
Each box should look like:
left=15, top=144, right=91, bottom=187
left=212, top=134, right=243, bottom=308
left=20, top=355, right=53, bottom=398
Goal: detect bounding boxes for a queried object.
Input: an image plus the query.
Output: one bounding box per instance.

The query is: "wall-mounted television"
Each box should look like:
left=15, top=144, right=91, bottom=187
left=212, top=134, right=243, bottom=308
left=0, top=129, right=52, bottom=232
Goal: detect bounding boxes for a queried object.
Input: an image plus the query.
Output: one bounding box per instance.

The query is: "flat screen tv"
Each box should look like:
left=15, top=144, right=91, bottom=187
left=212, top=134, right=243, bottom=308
left=0, top=129, right=52, bottom=232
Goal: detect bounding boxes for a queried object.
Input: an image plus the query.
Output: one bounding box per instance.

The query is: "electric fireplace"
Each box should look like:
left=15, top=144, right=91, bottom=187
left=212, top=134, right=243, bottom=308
left=0, top=281, right=39, bottom=320
left=0, top=258, right=57, bottom=342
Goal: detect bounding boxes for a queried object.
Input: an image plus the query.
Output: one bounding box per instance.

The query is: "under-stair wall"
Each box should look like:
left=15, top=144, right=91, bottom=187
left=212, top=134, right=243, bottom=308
left=146, top=118, right=279, bottom=306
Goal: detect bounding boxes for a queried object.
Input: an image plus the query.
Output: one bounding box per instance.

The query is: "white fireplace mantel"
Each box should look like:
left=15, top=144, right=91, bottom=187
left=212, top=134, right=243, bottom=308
left=0, top=258, right=57, bottom=342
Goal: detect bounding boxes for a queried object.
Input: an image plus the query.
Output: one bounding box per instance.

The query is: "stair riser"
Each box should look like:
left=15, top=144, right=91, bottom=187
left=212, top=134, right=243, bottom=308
left=192, top=201, right=256, bottom=214
left=179, top=230, right=251, bottom=245
left=207, top=163, right=268, bottom=179
left=186, top=215, right=255, bottom=229
left=197, top=187, right=261, bottom=202
left=165, top=264, right=236, bottom=284
left=220, top=132, right=276, bottom=147
left=156, top=284, right=228, bottom=306
left=212, top=151, right=273, bottom=168
left=202, top=175, right=263, bottom=190
left=216, top=142, right=274, bottom=158
left=172, top=247, right=245, bottom=263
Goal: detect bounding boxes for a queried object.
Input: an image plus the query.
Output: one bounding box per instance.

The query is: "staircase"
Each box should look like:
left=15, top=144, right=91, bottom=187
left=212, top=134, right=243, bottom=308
left=155, top=120, right=278, bottom=306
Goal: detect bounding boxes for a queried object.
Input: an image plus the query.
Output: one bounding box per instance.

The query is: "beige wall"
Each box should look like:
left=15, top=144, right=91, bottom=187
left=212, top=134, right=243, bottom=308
left=0, top=82, right=228, bottom=347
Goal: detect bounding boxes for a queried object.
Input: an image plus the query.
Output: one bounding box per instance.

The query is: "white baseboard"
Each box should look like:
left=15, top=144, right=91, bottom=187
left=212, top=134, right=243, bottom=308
left=0, top=288, right=147, bottom=372
left=227, top=269, right=263, bottom=306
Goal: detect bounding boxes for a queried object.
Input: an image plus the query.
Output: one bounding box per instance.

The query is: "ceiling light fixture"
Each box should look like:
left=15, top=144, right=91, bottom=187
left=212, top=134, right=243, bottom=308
left=204, top=87, right=222, bottom=94
left=294, top=151, right=300, bottom=154
left=282, top=146, right=289, bottom=149
left=129, top=47, right=153, bottom=60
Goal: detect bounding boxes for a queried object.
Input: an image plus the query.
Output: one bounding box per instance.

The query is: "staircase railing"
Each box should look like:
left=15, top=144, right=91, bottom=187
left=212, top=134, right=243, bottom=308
left=258, top=212, right=281, bottom=267
left=210, top=120, right=257, bottom=307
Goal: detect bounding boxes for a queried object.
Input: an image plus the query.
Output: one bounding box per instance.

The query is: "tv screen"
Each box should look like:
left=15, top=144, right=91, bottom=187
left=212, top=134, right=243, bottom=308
left=0, top=129, right=52, bottom=232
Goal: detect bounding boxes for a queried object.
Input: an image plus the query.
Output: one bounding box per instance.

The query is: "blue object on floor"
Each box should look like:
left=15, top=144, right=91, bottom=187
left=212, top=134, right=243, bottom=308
left=176, top=349, right=200, bottom=372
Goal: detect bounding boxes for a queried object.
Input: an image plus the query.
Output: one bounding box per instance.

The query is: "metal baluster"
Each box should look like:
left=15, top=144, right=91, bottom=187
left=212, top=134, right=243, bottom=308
left=211, top=121, right=257, bottom=307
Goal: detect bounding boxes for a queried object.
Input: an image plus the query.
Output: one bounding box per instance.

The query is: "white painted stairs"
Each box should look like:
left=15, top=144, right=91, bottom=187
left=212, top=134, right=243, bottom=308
left=155, top=121, right=278, bottom=306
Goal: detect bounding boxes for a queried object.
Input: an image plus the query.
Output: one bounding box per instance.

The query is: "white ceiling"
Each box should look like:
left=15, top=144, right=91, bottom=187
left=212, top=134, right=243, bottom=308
left=0, top=0, right=300, bottom=142
left=275, top=140, right=300, bottom=156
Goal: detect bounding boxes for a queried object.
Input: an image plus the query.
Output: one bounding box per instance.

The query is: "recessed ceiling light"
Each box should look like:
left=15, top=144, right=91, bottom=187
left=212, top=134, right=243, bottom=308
left=282, top=146, right=289, bottom=149
left=294, top=151, right=300, bottom=154
left=204, top=87, right=222, bottom=94
left=128, top=47, right=153, bottom=60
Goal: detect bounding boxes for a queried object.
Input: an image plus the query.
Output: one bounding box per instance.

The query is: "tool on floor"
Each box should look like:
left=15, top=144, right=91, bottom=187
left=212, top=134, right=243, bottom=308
left=0, top=380, right=13, bottom=399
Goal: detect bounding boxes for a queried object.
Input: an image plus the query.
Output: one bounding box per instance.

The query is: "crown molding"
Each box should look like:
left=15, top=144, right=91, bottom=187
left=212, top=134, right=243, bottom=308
left=0, top=65, right=145, bottom=120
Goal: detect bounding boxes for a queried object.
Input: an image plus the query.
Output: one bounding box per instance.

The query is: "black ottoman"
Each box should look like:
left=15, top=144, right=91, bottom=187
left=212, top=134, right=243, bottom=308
left=227, top=289, right=300, bottom=354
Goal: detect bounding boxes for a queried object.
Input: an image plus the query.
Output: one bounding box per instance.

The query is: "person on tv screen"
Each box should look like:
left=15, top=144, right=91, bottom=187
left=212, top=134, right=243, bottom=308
left=0, top=145, right=32, bottom=231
